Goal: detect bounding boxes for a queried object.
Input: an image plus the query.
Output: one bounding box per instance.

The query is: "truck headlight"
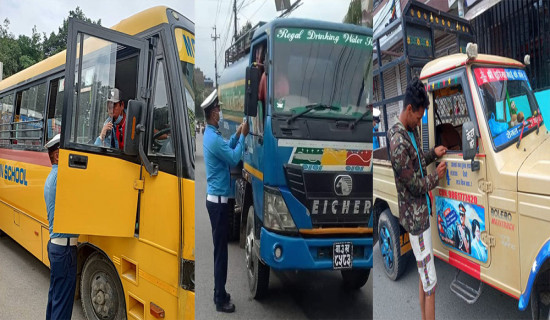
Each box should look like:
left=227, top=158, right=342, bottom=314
left=264, top=187, right=297, bottom=232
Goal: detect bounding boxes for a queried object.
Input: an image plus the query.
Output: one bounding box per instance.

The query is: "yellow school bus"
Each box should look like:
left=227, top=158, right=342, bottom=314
left=0, top=6, right=195, bottom=319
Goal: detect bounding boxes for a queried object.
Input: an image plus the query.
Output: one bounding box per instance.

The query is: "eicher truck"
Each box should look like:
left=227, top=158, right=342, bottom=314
left=217, top=18, right=373, bottom=298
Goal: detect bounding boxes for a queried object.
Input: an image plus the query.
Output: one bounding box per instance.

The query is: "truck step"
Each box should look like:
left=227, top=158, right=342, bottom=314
left=449, top=270, right=483, bottom=304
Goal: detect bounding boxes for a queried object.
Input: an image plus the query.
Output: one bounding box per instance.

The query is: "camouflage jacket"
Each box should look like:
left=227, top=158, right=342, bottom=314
left=388, top=119, right=438, bottom=235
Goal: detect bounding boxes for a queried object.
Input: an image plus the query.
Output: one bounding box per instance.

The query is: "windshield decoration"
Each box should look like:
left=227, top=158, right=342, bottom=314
left=492, top=113, right=542, bottom=146
left=425, top=76, right=460, bottom=92
left=275, top=28, right=373, bottom=49
left=289, top=147, right=372, bottom=172
left=474, top=68, right=528, bottom=86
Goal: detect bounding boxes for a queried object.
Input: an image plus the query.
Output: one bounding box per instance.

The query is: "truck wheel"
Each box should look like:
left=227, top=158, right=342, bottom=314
left=245, top=205, right=269, bottom=299
left=378, top=209, right=408, bottom=281
left=341, top=269, right=370, bottom=290
left=531, top=277, right=550, bottom=320
left=81, top=252, right=126, bottom=320
left=227, top=199, right=240, bottom=242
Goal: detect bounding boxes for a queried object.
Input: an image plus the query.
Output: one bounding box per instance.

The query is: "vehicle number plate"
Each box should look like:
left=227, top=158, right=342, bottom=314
left=333, top=242, right=353, bottom=269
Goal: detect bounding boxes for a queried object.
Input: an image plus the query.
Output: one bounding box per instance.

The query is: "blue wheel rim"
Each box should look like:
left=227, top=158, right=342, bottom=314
left=380, top=225, right=394, bottom=270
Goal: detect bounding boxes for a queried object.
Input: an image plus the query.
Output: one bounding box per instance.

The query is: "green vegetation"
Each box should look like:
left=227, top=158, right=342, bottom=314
left=0, top=7, right=100, bottom=79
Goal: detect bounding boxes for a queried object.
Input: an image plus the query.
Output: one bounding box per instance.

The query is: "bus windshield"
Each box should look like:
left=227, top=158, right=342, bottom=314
left=272, top=27, right=372, bottom=120
left=175, top=27, right=196, bottom=143
left=473, top=67, right=542, bottom=151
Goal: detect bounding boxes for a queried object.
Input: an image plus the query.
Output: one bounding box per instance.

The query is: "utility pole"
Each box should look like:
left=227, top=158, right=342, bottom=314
left=211, top=26, right=220, bottom=90
left=233, top=0, right=238, bottom=42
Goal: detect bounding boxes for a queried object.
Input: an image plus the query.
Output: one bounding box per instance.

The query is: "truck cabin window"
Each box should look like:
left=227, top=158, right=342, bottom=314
left=473, top=67, right=542, bottom=151
left=433, top=84, right=470, bottom=152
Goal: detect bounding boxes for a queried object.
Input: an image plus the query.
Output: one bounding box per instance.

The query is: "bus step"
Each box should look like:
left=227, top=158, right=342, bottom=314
left=449, top=270, right=483, bottom=304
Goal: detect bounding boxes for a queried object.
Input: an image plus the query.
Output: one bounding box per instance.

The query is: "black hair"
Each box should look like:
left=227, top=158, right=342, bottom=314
left=404, top=77, right=430, bottom=112
left=472, top=219, right=480, bottom=235
left=458, top=203, right=466, bottom=212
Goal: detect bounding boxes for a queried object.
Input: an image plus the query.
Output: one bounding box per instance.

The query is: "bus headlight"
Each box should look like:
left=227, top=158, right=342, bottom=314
left=264, top=187, right=297, bottom=232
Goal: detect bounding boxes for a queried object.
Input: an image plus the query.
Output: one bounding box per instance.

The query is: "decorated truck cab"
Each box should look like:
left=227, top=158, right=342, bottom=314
left=218, top=18, right=373, bottom=298
left=373, top=44, right=550, bottom=319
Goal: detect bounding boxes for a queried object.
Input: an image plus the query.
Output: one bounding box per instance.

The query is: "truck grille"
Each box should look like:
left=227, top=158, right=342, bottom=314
left=284, top=164, right=372, bottom=227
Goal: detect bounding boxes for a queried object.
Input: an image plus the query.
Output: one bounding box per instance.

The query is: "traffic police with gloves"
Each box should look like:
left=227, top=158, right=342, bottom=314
left=202, top=89, right=249, bottom=313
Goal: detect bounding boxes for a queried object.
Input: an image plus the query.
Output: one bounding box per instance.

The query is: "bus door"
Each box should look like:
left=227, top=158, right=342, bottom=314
left=54, top=18, right=149, bottom=237
left=428, top=70, right=492, bottom=275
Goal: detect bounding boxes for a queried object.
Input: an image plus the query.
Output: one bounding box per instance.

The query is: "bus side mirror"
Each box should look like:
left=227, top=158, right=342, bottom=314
left=245, top=66, right=260, bottom=117
left=462, top=121, right=479, bottom=171
left=124, top=99, right=144, bottom=156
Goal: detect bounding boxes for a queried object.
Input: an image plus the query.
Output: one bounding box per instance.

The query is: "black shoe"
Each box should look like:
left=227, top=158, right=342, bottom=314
left=213, top=293, right=231, bottom=304
left=216, top=301, right=235, bottom=313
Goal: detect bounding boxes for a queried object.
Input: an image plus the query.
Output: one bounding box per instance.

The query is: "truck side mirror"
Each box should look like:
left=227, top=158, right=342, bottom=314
left=124, top=99, right=144, bottom=156
left=245, top=66, right=260, bottom=117
left=462, top=121, right=480, bottom=171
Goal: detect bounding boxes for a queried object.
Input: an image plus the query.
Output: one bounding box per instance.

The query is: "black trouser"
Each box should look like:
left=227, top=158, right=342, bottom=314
left=206, top=199, right=229, bottom=304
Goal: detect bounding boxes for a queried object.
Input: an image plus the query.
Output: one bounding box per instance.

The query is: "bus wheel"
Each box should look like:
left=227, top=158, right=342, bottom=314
left=531, top=276, right=550, bottom=320
left=378, top=209, right=407, bottom=281
left=341, top=269, right=370, bottom=290
left=245, top=205, right=269, bottom=299
left=228, top=199, right=240, bottom=241
left=81, top=252, right=126, bottom=320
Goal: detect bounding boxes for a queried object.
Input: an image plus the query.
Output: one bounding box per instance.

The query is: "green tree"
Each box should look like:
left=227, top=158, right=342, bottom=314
left=0, top=19, right=22, bottom=79
left=344, top=0, right=361, bottom=25
left=42, top=7, right=101, bottom=58
left=17, top=26, right=43, bottom=69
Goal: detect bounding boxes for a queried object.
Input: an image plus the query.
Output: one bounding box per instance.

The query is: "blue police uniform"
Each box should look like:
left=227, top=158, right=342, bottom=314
left=203, top=123, right=244, bottom=306
left=44, top=164, right=79, bottom=320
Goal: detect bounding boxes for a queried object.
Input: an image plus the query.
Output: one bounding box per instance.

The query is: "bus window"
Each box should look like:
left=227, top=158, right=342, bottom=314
left=69, top=34, right=140, bottom=149
left=0, top=93, right=14, bottom=145
left=149, top=60, right=174, bottom=156
left=14, top=82, right=47, bottom=147
left=46, top=78, right=64, bottom=141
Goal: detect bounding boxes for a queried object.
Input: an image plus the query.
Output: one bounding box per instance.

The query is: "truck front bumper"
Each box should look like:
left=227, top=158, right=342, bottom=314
left=259, top=227, right=373, bottom=270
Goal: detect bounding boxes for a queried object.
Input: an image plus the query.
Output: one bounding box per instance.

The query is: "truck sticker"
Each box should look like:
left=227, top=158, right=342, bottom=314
left=492, top=114, right=542, bottom=146
left=275, top=28, right=373, bottom=49
left=490, top=207, right=515, bottom=231
left=288, top=147, right=372, bottom=172
left=474, top=67, right=528, bottom=86
left=435, top=196, right=488, bottom=263
left=445, top=162, right=473, bottom=188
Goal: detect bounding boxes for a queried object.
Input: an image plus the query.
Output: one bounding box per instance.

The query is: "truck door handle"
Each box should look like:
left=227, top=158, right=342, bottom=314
left=68, top=154, right=88, bottom=169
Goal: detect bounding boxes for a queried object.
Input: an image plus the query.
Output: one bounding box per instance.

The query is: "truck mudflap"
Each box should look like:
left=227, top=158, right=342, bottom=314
left=259, top=227, right=373, bottom=270
left=519, top=240, right=550, bottom=311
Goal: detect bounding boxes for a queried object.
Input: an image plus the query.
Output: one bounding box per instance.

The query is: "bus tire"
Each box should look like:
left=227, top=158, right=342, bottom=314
left=341, top=269, right=370, bottom=290
left=81, top=252, right=126, bottom=320
left=531, top=271, right=550, bottom=320
left=245, top=205, right=269, bottom=299
left=378, top=209, right=408, bottom=281
left=227, top=199, right=240, bottom=242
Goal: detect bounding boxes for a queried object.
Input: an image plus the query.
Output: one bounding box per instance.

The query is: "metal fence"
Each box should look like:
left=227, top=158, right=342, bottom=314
left=472, top=0, right=550, bottom=91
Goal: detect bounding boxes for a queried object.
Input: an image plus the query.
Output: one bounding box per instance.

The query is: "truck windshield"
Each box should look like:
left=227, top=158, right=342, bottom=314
left=272, top=27, right=372, bottom=120
left=473, top=67, right=542, bottom=151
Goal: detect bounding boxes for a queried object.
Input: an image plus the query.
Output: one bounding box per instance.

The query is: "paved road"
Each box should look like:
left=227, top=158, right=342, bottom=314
left=195, top=133, right=373, bottom=320
left=372, top=242, right=530, bottom=319
left=0, top=233, right=85, bottom=320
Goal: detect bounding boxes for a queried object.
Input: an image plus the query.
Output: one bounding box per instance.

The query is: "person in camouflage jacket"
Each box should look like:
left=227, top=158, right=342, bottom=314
left=388, top=78, right=447, bottom=320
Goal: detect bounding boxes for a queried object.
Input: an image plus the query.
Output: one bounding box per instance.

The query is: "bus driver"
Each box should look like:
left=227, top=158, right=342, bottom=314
left=95, top=88, right=126, bottom=149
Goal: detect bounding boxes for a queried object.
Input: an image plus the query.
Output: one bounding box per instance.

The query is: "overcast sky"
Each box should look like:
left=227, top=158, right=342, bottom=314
left=196, top=0, right=351, bottom=80
left=0, top=0, right=195, bottom=37
left=0, top=0, right=350, bottom=81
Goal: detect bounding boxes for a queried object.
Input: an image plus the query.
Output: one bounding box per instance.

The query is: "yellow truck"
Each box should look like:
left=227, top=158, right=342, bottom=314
left=373, top=44, right=550, bottom=319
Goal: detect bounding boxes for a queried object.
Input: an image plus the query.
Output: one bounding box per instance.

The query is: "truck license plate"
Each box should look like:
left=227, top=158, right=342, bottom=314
left=333, top=242, right=353, bottom=269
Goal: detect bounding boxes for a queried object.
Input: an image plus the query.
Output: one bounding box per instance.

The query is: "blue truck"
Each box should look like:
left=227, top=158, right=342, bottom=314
left=218, top=18, right=373, bottom=298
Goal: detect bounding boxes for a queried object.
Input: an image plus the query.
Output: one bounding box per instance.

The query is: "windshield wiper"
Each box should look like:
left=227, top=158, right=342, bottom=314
left=349, top=109, right=371, bottom=129
left=286, top=104, right=339, bottom=124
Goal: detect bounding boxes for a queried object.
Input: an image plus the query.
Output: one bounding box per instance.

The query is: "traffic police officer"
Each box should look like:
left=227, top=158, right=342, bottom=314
left=44, top=134, right=79, bottom=320
left=202, top=89, right=249, bottom=313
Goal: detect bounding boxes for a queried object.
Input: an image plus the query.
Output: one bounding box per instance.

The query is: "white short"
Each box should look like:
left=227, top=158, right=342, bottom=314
left=410, top=226, right=437, bottom=295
